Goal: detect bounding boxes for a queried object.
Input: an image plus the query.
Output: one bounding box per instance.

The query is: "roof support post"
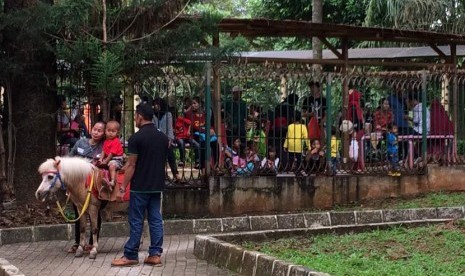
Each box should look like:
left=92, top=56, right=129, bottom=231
left=341, top=38, right=350, bottom=161
left=205, top=62, right=212, bottom=175
left=450, top=43, right=458, bottom=157
left=212, top=32, right=223, bottom=167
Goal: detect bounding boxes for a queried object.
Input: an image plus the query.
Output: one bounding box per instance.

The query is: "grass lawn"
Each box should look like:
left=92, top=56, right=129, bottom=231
left=243, top=223, right=465, bottom=276
left=336, top=191, right=465, bottom=211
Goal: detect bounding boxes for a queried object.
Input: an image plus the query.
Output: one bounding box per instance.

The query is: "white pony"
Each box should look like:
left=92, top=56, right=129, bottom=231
left=36, top=156, right=123, bottom=259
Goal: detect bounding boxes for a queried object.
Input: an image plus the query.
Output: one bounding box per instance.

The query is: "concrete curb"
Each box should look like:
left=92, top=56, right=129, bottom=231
left=0, top=258, right=24, bottom=276
left=194, top=219, right=454, bottom=276
left=0, top=206, right=464, bottom=245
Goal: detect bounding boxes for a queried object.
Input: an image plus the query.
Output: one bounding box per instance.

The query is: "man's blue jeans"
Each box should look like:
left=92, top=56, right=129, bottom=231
left=124, top=192, right=163, bottom=260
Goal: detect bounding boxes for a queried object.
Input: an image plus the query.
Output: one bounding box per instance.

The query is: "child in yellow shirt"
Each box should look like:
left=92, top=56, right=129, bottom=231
left=283, top=114, right=309, bottom=172
left=329, top=127, right=341, bottom=174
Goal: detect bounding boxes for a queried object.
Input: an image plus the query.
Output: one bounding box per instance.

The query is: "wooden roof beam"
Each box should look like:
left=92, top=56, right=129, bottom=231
left=428, top=44, right=447, bottom=60
left=318, top=36, right=344, bottom=60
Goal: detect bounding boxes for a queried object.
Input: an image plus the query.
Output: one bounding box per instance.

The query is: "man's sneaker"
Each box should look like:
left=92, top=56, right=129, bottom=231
left=144, top=255, right=162, bottom=267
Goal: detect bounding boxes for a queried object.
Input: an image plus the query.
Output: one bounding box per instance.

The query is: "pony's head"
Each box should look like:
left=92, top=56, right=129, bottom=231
left=35, top=156, right=94, bottom=202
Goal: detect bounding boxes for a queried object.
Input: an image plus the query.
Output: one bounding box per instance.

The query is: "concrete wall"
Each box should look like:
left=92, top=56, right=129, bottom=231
left=161, top=165, right=465, bottom=217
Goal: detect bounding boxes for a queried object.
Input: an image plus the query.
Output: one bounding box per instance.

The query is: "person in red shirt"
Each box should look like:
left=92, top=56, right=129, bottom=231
left=184, top=96, right=218, bottom=170
left=99, top=120, right=124, bottom=190
left=174, top=115, right=192, bottom=167
left=373, top=98, right=394, bottom=132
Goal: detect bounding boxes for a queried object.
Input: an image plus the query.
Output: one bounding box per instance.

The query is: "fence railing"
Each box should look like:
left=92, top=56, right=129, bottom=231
left=56, top=64, right=465, bottom=186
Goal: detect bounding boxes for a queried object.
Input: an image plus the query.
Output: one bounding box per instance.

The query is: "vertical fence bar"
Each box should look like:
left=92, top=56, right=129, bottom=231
left=421, top=70, right=427, bottom=159
left=205, top=62, right=212, bottom=175
left=325, top=74, right=333, bottom=170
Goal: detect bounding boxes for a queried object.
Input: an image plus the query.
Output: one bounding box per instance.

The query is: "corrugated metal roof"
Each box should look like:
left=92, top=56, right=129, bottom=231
left=239, top=46, right=465, bottom=61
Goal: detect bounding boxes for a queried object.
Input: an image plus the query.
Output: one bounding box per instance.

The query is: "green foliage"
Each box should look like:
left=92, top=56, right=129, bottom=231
left=457, top=140, right=465, bottom=155
left=90, top=51, right=123, bottom=96
left=332, top=192, right=465, bottom=211
left=188, top=0, right=251, bottom=17
left=365, top=0, right=465, bottom=34
left=249, top=0, right=370, bottom=50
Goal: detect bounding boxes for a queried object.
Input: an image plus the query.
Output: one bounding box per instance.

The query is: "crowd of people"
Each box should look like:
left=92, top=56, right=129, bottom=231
left=56, top=80, right=454, bottom=181
left=52, top=83, right=454, bottom=267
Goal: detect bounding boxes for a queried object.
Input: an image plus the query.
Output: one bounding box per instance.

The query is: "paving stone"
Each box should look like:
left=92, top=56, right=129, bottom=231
left=33, top=224, right=69, bottom=242
left=272, top=260, right=291, bottom=276
left=0, top=228, right=33, bottom=245
left=1, top=264, right=23, bottom=275
left=277, top=214, right=306, bottom=229
left=225, top=245, right=244, bottom=274
left=250, top=215, right=278, bottom=231
left=0, top=235, right=231, bottom=276
left=304, top=213, right=330, bottom=228
left=410, top=208, right=437, bottom=220
left=289, top=265, right=311, bottom=276
left=100, top=221, right=129, bottom=237
left=356, top=210, right=383, bottom=224
left=165, top=220, right=194, bottom=235
left=193, top=219, right=222, bottom=234
left=214, top=242, right=233, bottom=268
left=221, top=217, right=250, bottom=232
left=383, top=209, right=411, bottom=222
left=437, top=207, right=463, bottom=219
left=255, top=254, right=275, bottom=276
left=193, top=236, right=207, bottom=259
left=240, top=250, right=258, bottom=276
left=203, top=238, right=219, bottom=264
left=330, top=211, right=356, bottom=225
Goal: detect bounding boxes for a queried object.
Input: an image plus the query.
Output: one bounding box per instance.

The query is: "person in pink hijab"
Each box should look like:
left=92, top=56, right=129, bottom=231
left=429, top=99, right=454, bottom=162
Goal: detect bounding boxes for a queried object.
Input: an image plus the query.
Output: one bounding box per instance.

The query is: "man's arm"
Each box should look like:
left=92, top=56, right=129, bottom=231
left=120, top=155, right=137, bottom=194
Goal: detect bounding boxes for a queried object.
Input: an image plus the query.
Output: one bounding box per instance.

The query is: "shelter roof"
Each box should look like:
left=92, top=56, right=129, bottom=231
left=213, top=18, right=465, bottom=44
left=239, top=46, right=465, bottom=62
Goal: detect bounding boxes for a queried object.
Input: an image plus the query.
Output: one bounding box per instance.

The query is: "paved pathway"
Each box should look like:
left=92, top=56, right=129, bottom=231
left=0, top=235, right=234, bottom=275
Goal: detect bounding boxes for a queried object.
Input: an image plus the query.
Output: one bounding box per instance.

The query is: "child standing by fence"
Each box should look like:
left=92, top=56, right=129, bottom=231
left=283, top=113, right=309, bottom=172
left=387, top=124, right=401, bottom=176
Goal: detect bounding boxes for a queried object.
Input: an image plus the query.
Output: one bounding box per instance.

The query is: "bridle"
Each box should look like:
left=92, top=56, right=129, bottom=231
left=42, top=170, right=66, bottom=192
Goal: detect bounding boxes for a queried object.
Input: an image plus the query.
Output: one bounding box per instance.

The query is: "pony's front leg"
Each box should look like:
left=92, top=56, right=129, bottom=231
left=75, top=215, right=87, bottom=258
left=88, top=206, right=99, bottom=259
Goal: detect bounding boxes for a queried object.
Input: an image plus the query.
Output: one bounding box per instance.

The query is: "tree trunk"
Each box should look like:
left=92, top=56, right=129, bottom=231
left=0, top=86, right=12, bottom=202
left=312, top=0, right=323, bottom=79
left=4, top=0, right=56, bottom=203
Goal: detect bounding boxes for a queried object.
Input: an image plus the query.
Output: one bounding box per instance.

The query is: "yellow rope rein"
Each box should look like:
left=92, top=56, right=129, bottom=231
left=56, top=172, right=94, bottom=223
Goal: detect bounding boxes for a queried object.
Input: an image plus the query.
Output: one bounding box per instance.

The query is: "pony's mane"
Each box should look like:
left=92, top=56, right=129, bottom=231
left=38, top=156, right=95, bottom=185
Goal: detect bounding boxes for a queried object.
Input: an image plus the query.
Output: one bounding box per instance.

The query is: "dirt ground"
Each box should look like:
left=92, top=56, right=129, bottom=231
left=0, top=201, right=127, bottom=229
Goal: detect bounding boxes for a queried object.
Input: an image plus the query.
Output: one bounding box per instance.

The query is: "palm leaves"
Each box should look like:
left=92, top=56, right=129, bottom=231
left=91, top=51, right=122, bottom=97
left=365, top=0, right=465, bottom=33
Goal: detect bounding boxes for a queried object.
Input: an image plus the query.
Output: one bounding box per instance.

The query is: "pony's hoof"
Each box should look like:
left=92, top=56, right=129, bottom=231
left=89, top=250, right=97, bottom=259
left=75, top=247, right=84, bottom=258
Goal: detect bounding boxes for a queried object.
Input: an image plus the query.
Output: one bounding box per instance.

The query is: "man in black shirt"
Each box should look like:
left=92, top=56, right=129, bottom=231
left=302, top=81, right=327, bottom=124
left=111, top=103, right=169, bottom=267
